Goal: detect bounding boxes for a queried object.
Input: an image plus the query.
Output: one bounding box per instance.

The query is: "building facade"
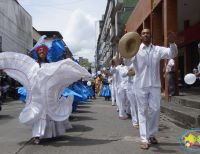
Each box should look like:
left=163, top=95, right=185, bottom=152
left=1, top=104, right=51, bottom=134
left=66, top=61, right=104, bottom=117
left=96, top=0, right=138, bottom=70
left=126, top=0, right=200, bottom=97
left=0, top=0, right=32, bottom=53
left=32, top=27, right=41, bottom=45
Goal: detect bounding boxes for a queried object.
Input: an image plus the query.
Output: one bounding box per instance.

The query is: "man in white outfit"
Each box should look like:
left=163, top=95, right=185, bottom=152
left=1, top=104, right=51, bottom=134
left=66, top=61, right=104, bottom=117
left=166, top=59, right=175, bottom=96
left=194, top=43, right=200, bottom=78
left=132, top=29, right=178, bottom=149
left=111, top=57, right=129, bottom=119
left=122, top=59, right=138, bottom=127
left=110, top=59, right=117, bottom=106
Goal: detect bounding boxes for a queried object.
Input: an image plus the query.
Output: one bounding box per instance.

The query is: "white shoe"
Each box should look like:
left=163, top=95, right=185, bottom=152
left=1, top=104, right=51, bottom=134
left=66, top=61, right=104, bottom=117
left=132, top=123, right=139, bottom=128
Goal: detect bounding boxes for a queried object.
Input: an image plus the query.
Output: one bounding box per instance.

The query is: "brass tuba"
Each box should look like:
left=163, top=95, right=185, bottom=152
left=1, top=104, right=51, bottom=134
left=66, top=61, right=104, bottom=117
left=118, top=32, right=141, bottom=59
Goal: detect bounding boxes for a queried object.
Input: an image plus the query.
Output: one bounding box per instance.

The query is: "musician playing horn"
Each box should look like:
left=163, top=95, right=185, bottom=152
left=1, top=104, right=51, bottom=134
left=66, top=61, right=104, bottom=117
left=132, top=29, right=178, bottom=149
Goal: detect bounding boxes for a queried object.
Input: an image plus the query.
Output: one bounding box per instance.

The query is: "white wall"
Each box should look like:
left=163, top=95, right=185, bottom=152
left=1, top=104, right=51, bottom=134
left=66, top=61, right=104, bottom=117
left=0, top=0, right=32, bottom=53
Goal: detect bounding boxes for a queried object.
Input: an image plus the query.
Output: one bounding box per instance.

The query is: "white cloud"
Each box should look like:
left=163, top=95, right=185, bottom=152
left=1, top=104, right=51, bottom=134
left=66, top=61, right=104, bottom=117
left=64, top=9, right=97, bottom=62
left=18, top=0, right=107, bottom=62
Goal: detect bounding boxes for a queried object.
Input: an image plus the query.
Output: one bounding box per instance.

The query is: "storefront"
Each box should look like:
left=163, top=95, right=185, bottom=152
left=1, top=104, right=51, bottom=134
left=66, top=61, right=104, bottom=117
left=125, top=0, right=200, bottom=98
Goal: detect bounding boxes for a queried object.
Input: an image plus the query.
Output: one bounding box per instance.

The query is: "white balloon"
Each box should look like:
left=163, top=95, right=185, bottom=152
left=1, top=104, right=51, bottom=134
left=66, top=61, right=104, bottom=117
left=97, top=71, right=101, bottom=75
left=87, top=81, right=91, bottom=86
left=184, top=73, right=196, bottom=85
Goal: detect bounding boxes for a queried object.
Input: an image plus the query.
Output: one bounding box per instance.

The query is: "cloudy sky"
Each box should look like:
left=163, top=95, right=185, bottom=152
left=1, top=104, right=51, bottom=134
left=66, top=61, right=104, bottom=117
left=18, top=0, right=107, bottom=62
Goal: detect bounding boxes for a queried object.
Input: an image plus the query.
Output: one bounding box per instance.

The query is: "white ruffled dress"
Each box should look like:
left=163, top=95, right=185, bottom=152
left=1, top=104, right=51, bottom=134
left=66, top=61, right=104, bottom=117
left=0, top=52, right=91, bottom=138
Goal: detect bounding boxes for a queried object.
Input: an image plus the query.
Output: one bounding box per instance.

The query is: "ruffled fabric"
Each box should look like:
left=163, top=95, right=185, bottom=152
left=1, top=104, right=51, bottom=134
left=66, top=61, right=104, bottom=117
left=17, top=87, right=27, bottom=103
left=62, top=87, right=83, bottom=112
left=0, top=52, right=91, bottom=125
left=47, top=39, right=65, bottom=62
left=100, top=85, right=111, bottom=97
left=62, top=87, right=83, bottom=98
left=86, top=85, right=95, bottom=97
left=100, top=79, right=111, bottom=97
left=69, top=82, right=89, bottom=102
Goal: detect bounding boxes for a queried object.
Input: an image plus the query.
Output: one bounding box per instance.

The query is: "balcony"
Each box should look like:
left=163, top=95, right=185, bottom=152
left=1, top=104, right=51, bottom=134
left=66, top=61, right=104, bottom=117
left=115, top=0, right=123, bottom=10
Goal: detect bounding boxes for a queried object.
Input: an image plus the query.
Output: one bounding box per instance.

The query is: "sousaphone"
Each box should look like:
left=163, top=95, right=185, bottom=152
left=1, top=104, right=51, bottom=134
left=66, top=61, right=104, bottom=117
left=118, top=32, right=141, bottom=58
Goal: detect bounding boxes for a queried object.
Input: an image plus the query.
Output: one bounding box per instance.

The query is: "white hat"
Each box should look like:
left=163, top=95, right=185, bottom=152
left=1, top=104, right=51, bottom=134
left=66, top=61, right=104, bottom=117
left=87, top=81, right=92, bottom=86
left=118, top=32, right=141, bottom=58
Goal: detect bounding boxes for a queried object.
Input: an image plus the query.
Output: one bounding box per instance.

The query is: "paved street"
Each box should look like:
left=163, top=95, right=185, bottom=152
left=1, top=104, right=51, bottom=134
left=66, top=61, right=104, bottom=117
left=0, top=97, right=197, bottom=154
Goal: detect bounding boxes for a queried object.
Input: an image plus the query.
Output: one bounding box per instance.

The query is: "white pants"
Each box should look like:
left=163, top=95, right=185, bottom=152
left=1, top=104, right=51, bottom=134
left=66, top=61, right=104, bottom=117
left=126, top=89, right=138, bottom=125
left=110, top=84, right=117, bottom=105
left=116, top=88, right=128, bottom=117
left=125, top=100, right=131, bottom=115
left=32, top=113, right=66, bottom=139
left=135, top=87, right=161, bottom=143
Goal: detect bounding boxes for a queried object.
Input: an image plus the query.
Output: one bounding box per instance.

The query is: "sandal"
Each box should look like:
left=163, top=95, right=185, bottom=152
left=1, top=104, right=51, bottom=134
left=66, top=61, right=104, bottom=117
left=132, top=124, right=139, bottom=128
left=119, top=116, right=128, bottom=120
left=140, top=143, right=149, bottom=150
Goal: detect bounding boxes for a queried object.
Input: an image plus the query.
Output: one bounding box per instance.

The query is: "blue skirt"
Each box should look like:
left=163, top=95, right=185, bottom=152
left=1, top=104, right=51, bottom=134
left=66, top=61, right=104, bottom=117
left=100, top=85, right=111, bottom=97
left=86, top=86, right=95, bottom=97
left=69, top=82, right=89, bottom=103
left=17, top=87, right=83, bottom=103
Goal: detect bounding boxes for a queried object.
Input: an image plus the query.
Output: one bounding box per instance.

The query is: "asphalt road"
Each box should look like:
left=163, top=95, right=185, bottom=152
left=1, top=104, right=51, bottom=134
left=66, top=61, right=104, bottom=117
left=0, top=97, right=197, bottom=154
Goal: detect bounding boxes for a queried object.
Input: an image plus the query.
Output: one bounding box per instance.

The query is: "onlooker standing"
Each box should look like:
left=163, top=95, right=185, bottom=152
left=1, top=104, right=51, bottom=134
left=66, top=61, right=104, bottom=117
left=0, top=72, right=9, bottom=103
left=166, top=59, right=176, bottom=96
left=110, top=59, right=117, bottom=106
left=194, top=43, right=200, bottom=78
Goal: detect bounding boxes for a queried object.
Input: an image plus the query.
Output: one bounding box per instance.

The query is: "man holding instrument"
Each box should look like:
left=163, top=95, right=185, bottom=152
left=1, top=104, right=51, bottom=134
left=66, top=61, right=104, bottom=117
left=132, top=29, right=178, bottom=149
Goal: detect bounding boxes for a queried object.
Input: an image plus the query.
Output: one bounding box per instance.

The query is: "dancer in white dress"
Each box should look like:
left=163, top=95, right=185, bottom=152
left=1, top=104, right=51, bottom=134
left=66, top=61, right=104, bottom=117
left=0, top=47, right=91, bottom=144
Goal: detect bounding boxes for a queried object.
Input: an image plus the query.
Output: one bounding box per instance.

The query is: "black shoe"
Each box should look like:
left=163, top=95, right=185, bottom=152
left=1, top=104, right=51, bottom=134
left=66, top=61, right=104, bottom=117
left=33, top=137, right=40, bottom=145
left=149, top=137, right=158, bottom=144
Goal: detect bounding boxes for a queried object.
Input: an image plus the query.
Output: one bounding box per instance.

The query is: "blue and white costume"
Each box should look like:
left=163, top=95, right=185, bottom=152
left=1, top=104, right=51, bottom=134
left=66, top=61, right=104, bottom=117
left=100, top=78, right=111, bottom=98
left=0, top=36, right=91, bottom=139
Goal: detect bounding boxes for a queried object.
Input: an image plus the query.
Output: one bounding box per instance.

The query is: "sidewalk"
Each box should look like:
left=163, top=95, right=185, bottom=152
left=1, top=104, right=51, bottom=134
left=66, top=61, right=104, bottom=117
left=161, top=88, right=200, bottom=128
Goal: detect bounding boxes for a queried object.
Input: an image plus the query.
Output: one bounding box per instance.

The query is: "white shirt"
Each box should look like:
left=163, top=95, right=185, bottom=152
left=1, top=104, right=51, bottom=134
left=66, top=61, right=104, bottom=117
left=110, top=66, right=117, bottom=87
left=166, top=59, right=175, bottom=73
left=197, top=62, right=200, bottom=72
left=133, top=43, right=178, bottom=88
left=113, top=65, right=128, bottom=89
left=122, top=60, right=135, bottom=90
